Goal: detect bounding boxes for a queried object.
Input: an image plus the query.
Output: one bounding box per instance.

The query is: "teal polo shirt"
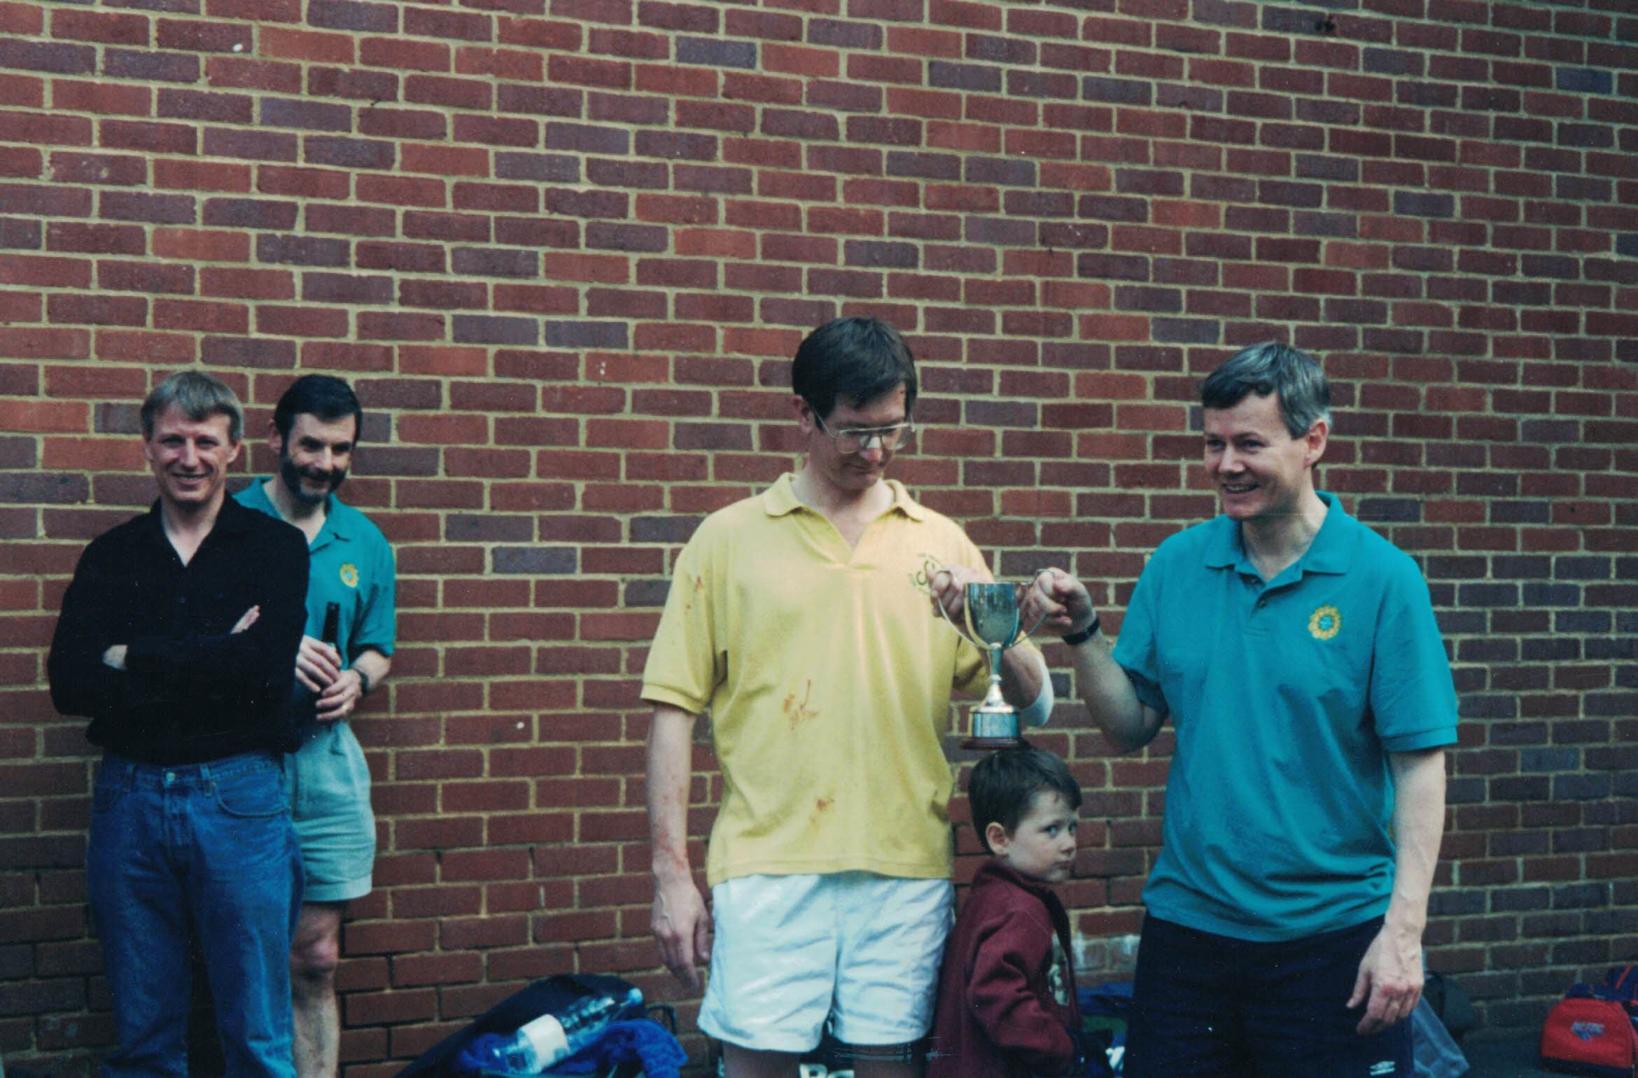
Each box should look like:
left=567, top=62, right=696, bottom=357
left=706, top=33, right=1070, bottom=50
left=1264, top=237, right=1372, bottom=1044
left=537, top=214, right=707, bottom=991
left=234, top=480, right=396, bottom=668
left=1112, top=492, right=1457, bottom=942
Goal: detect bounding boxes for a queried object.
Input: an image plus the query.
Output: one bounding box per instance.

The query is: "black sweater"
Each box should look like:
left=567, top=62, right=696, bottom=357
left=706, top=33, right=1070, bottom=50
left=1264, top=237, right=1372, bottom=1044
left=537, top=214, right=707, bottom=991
left=49, top=497, right=308, bottom=764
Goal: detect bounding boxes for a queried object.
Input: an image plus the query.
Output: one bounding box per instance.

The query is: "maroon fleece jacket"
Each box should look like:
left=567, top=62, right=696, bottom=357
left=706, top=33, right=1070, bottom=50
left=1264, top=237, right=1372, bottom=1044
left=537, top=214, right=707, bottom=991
left=926, top=860, right=1081, bottom=1078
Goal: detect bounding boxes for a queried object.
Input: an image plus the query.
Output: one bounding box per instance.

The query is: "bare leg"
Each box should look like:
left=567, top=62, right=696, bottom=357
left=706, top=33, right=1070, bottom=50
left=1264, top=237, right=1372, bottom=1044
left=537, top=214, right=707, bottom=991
left=722, top=1042, right=804, bottom=1078
left=290, top=902, right=345, bottom=1078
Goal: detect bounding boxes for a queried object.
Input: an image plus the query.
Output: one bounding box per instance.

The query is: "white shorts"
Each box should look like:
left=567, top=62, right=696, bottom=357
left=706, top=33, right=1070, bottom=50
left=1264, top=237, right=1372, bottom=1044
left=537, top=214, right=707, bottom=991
left=699, top=872, right=954, bottom=1054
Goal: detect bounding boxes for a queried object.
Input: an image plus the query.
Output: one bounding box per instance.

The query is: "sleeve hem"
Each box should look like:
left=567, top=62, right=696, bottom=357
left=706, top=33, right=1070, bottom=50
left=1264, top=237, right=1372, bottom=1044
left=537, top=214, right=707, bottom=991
left=641, top=685, right=707, bottom=714
left=1381, top=728, right=1457, bottom=753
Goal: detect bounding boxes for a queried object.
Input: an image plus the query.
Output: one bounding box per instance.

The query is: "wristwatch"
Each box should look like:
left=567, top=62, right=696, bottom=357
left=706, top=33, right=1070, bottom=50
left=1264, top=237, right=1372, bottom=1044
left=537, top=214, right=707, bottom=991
left=1061, top=614, right=1100, bottom=647
left=355, top=668, right=373, bottom=696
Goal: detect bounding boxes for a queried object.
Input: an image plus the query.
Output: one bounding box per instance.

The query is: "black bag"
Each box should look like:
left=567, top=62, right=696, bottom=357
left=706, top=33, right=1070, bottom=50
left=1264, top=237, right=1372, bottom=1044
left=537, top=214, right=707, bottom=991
left=395, top=973, right=646, bottom=1078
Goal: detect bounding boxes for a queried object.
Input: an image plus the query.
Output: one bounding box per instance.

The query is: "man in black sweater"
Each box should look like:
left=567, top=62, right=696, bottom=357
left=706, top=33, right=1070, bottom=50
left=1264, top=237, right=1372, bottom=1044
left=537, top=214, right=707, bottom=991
left=49, top=370, right=309, bottom=1077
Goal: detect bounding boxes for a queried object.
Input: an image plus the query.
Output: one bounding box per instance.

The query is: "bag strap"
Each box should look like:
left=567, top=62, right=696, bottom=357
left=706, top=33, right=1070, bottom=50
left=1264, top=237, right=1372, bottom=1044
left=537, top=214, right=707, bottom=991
left=1604, top=964, right=1638, bottom=1002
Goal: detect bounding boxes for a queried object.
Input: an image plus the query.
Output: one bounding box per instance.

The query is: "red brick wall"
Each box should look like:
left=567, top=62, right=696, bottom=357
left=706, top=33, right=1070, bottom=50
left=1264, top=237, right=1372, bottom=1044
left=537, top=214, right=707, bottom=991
left=3, top=0, right=1636, bottom=1072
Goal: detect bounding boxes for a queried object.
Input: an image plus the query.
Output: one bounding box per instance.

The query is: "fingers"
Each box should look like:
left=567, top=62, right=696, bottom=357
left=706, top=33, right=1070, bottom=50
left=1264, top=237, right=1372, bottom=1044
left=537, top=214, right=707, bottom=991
left=315, top=676, right=359, bottom=722
left=1346, top=963, right=1370, bottom=1011
left=230, top=605, right=261, bottom=634
left=694, top=910, right=713, bottom=971
left=296, top=636, right=342, bottom=688
left=1352, top=973, right=1419, bottom=1034
left=655, top=923, right=700, bottom=991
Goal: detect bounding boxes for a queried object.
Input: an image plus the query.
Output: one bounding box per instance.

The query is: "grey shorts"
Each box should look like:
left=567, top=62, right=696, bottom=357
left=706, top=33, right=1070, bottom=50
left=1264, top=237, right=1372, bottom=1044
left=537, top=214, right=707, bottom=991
left=285, top=721, right=375, bottom=903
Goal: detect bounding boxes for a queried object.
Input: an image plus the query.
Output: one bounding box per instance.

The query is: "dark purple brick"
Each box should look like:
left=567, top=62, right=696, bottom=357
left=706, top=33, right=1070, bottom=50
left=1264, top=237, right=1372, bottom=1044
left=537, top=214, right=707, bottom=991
left=493, top=547, right=577, bottom=575
left=452, top=248, right=539, bottom=278
left=454, top=315, right=540, bottom=345
left=202, top=198, right=300, bottom=229
left=0, top=40, right=96, bottom=74
left=1081, top=76, right=1151, bottom=105
left=966, top=157, right=1036, bottom=186
left=104, top=48, right=199, bottom=82
left=544, top=122, right=629, bottom=155
left=676, top=36, right=755, bottom=69
left=808, top=18, right=880, bottom=48
left=308, top=0, right=399, bottom=31
left=544, top=320, right=629, bottom=349
left=202, top=336, right=298, bottom=369
left=260, top=97, right=353, bottom=131
left=202, top=128, right=299, bottom=162
left=1394, top=191, right=1454, bottom=218
left=305, top=136, right=395, bottom=170
left=928, top=61, right=1001, bottom=92
left=302, top=273, right=393, bottom=305
left=495, top=152, right=580, bottom=183
left=585, top=222, right=667, bottom=252
left=256, top=233, right=349, bottom=266
left=100, top=191, right=196, bottom=224
left=634, top=131, right=717, bottom=160
left=158, top=88, right=254, bottom=123
left=0, top=216, right=42, bottom=247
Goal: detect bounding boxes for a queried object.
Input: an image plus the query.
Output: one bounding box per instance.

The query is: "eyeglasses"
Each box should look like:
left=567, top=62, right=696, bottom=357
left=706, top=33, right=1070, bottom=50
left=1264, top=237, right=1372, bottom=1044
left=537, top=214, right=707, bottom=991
left=812, top=414, right=916, bottom=454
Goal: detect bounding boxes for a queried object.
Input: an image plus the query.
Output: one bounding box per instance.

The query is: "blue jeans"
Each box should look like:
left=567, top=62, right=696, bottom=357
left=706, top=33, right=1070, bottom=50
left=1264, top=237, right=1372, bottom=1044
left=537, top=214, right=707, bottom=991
left=1124, top=915, right=1414, bottom=1078
left=87, top=752, right=303, bottom=1077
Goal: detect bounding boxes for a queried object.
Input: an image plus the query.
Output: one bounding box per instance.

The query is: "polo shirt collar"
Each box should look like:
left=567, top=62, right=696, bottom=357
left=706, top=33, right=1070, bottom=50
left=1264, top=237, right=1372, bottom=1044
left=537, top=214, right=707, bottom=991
left=761, top=472, right=927, bottom=522
left=244, top=475, right=353, bottom=544
left=140, top=494, right=254, bottom=556
left=1202, top=491, right=1354, bottom=577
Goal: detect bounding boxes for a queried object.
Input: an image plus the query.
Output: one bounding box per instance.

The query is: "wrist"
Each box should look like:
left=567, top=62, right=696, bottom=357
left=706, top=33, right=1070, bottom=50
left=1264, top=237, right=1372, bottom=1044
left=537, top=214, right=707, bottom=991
left=354, top=667, right=372, bottom=696
left=1061, top=613, right=1100, bottom=646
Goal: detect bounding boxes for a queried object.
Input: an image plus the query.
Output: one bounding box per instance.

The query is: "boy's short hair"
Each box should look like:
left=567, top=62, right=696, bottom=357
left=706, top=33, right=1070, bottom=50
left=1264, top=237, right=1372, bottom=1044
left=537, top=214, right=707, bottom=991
left=140, top=370, right=243, bottom=442
left=791, top=316, right=918, bottom=420
left=968, top=744, right=1082, bottom=855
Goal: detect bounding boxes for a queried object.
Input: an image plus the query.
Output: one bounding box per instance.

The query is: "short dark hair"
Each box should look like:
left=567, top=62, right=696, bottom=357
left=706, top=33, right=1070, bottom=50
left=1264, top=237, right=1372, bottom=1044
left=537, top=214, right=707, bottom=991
left=1200, top=341, right=1331, bottom=438
left=791, top=317, right=918, bottom=420
left=272, top=374, right=363, bottom=444
left=968, top=744, right=1082, bottom=856
left=141, top=370, right=243, bottom=442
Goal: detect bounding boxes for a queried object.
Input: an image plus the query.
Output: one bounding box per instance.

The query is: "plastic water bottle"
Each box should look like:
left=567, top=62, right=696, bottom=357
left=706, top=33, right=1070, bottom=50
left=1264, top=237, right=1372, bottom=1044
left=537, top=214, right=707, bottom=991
left=456, top=987, right=642, bottom=1074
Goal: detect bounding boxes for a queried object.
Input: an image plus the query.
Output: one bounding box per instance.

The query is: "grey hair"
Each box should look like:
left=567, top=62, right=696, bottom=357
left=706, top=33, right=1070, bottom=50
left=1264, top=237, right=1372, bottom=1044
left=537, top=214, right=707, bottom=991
left=1200, top=341, right=1331, bottom=437
left=140, top=370, right=244, bottom=442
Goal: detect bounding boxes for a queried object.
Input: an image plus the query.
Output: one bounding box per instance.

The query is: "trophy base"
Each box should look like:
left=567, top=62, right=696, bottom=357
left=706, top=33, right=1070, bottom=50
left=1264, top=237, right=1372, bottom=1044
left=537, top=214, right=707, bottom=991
left=962, top=708, right=1021, bottom=751
left=961, top=735, right=1026, bottom=750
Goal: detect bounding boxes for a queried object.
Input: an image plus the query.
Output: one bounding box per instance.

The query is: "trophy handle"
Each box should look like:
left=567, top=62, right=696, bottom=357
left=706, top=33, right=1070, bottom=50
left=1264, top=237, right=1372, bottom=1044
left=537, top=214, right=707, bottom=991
left=930, top=567, right=979, bottom=649
left=1016, top=569, right=1051, bottom=641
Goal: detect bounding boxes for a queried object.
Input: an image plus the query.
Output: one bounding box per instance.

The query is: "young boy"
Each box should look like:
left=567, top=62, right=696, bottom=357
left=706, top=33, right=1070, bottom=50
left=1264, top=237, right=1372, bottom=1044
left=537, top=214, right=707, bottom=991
left=927, top=745, right=1083, bottom=1077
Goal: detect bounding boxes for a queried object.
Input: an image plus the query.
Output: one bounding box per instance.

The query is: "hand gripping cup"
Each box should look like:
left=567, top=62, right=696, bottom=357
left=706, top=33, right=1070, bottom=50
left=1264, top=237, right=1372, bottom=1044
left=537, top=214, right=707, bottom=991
left=935, top=573, right=1047, bottom=749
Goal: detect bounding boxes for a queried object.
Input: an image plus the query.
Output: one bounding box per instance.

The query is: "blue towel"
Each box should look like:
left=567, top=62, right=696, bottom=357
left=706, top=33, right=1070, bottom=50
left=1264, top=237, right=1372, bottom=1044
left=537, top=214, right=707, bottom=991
left=546, top=1019, right=688, bottom=1078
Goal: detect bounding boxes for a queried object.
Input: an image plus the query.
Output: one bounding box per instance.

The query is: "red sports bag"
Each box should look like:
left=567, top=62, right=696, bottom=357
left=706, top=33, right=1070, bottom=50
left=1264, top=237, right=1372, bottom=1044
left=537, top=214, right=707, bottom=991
left=1540, top=990, right=1638, bottom=1078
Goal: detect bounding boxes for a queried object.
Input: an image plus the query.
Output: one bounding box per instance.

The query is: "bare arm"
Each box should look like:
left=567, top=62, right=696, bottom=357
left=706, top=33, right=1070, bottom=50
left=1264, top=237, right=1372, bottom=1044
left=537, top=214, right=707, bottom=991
left=1025, top=568, right=1163, bottom=752
left=646, top=704, right=711, bottom=991
left=1349, top=747, right=1446, bottom=1034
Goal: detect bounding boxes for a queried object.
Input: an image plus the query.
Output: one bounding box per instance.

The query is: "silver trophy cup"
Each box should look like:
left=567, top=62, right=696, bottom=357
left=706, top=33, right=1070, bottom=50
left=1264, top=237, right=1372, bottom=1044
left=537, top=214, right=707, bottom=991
left=936, top=576, right=1045, bottom=749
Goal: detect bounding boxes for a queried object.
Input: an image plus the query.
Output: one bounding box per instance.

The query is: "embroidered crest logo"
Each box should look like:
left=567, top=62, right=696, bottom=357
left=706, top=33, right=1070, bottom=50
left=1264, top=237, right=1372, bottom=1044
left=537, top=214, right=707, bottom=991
left=1308, top=604, right=1342, bottom=640
left=339, top=563, right=359, bottom=588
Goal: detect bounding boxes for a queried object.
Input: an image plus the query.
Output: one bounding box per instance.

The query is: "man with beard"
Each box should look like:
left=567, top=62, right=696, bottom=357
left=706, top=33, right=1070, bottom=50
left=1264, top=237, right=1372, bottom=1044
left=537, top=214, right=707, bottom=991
left=236, top=374, right=396, bottom=1078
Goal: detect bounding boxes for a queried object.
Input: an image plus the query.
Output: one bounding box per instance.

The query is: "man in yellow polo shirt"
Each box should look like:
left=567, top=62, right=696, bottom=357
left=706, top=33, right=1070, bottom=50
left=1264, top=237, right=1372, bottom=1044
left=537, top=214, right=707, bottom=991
left=643, top=317, right=1050, bottom=1077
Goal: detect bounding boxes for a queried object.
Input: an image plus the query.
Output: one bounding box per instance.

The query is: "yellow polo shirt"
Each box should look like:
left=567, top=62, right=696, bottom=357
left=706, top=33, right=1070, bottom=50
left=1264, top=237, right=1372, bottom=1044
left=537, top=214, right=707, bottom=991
left=642, top=473, right=1026, bottom=886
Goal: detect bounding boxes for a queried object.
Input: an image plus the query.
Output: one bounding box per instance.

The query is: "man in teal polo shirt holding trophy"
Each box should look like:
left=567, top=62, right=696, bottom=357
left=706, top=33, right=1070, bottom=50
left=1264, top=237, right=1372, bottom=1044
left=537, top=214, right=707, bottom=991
left=1028, top=342, right=1457, bottom=1078
left=236, top=375, right=396, bottom=1078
